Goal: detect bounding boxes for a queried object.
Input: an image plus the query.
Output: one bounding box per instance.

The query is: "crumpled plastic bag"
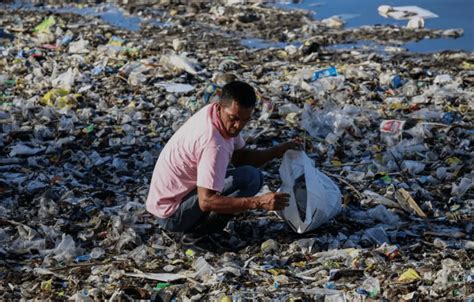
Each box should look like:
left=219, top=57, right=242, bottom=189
left=278, top=150, right=342, bottom=234
left=51, top=68, right=76, bottom=90
left=301, top=103, right=359, bottom=142
left=69, top=38, right=90, bottom=54
left=159, top=53, right=200, bottom=75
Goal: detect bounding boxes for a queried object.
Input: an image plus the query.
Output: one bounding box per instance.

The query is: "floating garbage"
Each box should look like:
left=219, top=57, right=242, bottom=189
left=378, top=5, right=439, bottom=20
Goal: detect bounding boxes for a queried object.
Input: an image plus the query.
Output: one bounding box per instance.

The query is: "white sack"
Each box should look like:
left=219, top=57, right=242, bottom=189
left=278, top=150, right=342, bottom=234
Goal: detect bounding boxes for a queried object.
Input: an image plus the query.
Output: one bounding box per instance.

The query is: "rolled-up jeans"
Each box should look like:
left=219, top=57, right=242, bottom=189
left=156, top=165, right=263, bottom=233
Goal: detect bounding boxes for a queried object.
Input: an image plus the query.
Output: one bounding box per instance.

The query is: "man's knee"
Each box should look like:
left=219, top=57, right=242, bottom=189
left=238, top=165, right=263, bottom=196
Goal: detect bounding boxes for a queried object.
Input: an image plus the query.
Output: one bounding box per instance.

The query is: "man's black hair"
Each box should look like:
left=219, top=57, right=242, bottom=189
left=220, top=81, right=257, bottom=108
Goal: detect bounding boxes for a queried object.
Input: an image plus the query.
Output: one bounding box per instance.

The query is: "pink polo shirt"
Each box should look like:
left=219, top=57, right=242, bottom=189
left=146, top=103, right=245, bottom=218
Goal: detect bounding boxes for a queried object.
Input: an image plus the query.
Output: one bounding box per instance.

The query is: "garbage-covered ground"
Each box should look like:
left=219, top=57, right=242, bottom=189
left=0, top=1, right=473, bottom=301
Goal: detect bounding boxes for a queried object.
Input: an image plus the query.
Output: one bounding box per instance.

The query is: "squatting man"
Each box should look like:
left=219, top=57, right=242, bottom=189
left=146, top=81, right=300, bottom=244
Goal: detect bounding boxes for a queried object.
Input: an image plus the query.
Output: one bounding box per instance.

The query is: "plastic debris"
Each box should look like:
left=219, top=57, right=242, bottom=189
left=397, top=268, right=422, bottom=283
left=311, top=66, right=338, bottom=81
left=33, top=16, right=56, bottom=33
left=0, top=1, right=472, bottom=301
left=394, top=188, right=428, bottom=218
left=360, top=276, right=380, bottom=297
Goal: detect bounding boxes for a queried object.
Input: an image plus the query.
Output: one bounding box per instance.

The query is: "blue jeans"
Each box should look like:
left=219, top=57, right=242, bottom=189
left=156, top=165, right=263, bottom=233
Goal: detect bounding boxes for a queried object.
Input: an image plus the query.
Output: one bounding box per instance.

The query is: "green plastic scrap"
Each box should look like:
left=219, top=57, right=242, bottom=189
left=84, top=124, right=95, bottom=133
left=34, top=16, right=56, bottom=34
left=185, top=248, right=196, bottom=258
left=4, top=79, right=16, bottom=86
left=381, top=175, right=392, bottom=184
left=155, top=282, right=171, bottom=290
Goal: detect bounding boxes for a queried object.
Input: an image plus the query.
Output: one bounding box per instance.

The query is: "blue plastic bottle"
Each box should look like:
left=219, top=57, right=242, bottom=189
left=311, top=66, right=338, bottom=81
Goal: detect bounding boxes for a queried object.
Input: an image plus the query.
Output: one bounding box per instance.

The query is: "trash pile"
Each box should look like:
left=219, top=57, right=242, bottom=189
left=0, top=1, right=473, bottom=300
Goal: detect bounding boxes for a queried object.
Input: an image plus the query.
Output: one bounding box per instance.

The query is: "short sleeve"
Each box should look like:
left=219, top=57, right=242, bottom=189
left=234, top=134, right=245, bottom=150
left=197, top=146, right=229, bottom=192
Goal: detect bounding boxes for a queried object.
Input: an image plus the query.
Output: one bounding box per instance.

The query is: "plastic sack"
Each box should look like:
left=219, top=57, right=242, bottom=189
left=278, top=150, right=342, bottom=234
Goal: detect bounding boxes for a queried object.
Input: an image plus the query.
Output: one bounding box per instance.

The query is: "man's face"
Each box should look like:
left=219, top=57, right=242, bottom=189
left=218, top=100, right=253, bottom=137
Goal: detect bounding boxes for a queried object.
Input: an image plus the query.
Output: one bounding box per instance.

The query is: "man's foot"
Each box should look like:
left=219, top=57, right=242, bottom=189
left=180, top=232, right=206, bottom=245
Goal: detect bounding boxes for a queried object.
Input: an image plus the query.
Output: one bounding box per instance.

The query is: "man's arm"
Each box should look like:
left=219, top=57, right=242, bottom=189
left=232, top=139, right=301, bottom=167
left=197, top=186, right=289, bottom=213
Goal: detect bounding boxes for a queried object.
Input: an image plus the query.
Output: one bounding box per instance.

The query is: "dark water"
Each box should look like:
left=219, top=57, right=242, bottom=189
left=275, top=0, right=474, bottom=52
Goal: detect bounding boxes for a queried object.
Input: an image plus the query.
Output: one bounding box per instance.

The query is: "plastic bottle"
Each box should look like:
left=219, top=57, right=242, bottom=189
left=0, top=74, right=7, bottom=84
left=362, top=276, right=380, bottom=297
left=401, top=160, right=426, bottom=175
left=75, top=254, right=92, bottom=263
left=390, top=75, right=404, bottom=89
left=0, top=74, right=15, bottom=87
left=203, top=84, right=220, bottom=104
left=365, top=227, right=390, bottom=245
left=90, top=247, right=105, bottom=259
left=379, top=120, right=405, bottom=146
left=311, top=66, right=338, bottom=81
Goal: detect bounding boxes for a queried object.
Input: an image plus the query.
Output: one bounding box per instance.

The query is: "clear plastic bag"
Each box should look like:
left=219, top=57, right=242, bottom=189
left=278, top=150, right=342, bottom=234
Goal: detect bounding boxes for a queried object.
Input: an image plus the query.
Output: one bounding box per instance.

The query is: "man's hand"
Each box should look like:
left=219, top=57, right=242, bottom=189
left=256, top=192, right=290, bottom=211
left=231, top=138, right=303, bottom=167
left=272, top=138, right=302, bottom=158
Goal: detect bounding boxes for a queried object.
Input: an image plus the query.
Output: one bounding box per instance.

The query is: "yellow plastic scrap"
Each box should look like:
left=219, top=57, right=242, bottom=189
left=40, top=89, right=68, bottom=106
left=397, top=268, right=421, bottom=283
left=40, top=89, right=79, bottom=109
left=114, top=126, right=124, bottom=134
left=324, top=260, right=342, bottom=269
left=370, top=145, right=383, bottom=153
left=285, top=112, right=299, bottom=125
left=147, top=123, right=157, bottom=136
left=122, top=47, right=140, bottom=58
left=267, top=268, right=286, bottom=276
left=124, top=101, right=136, bottom=113
left=57, top=94, right=80, bottom=109
left=373, top=153, right=384, bottom=162
left=445, top=156, right=461, bottom=167
left=291, top=261, right=306, bottom=268
left=219, top=296, right=231, bottom=302
left=388, top=102, right=408, bottom=110
left=461, top=61, right=474, bottom=69
left=457, top=104, right=468, bottom=113
left=34, top=16, right=56, bottom=34
left=275, top=50, right=288, bottom=60
left=40, top=279, right=53, bottom=292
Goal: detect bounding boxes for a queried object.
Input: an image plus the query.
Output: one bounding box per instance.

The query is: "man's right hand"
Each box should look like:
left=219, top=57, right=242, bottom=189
left=256, top=192, right=290, bottom=211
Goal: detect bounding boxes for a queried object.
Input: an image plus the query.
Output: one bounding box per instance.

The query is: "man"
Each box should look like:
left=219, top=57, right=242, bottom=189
left=146, top=81, right=297, bottom=244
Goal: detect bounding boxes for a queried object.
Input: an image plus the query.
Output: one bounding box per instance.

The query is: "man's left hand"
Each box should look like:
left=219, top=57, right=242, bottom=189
left=272, top=138, right=302, bottom=158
